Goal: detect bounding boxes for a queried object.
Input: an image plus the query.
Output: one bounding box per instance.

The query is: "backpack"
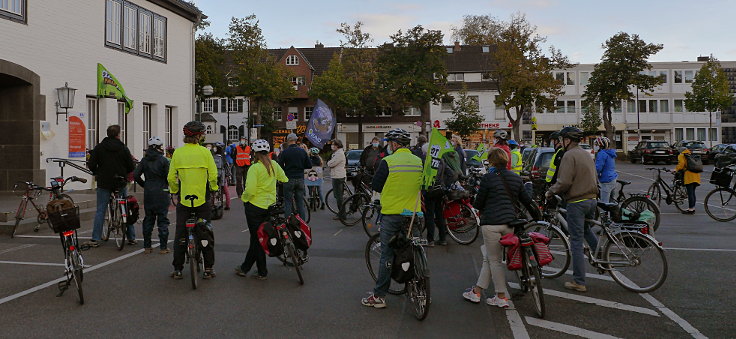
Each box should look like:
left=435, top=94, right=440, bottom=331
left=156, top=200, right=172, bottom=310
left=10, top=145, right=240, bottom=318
left=257, top=221, right=283, bottom=257
left=126, top=195, right=140, bottom=225
left=685, top=154, right=704, bottom=173
left=389, top=233, right=415, bottom=283
left=287, top=214, right=312, bottom=251
left=194, top=219, right=215, bottom=247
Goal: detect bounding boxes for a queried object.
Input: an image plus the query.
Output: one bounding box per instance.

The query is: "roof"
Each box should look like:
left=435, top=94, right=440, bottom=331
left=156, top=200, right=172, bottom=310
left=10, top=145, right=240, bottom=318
left=200, top=113, right=217, bottom=122
left=148, top=0, right=202, bottom=22
left=443, top=45, right=496, bottom=73
left=269, top=46, right=342, bottom=75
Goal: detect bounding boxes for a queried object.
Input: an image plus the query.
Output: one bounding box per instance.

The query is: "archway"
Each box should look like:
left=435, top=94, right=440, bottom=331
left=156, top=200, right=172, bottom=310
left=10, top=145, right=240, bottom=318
left=0, top=59, right=45, bottom=191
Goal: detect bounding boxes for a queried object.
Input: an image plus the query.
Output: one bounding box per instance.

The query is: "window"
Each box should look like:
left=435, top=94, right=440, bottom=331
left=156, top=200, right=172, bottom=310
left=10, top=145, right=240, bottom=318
left=106, top=0, right=122, bottom=45
left=555, top=100, right=565, bottom=113
left=612, top=101, right=622, bottom=113
left=228, top=99, right=243, bottom=112
left=710, top=128, right=717, bottom=142
left=441, top=97, right=454, bottom=112
left=684, top=70, right=695, bottom=83
left=305, top=106, right=313, bottom=121
left=579, top=71, right=591, bottom=86
left=627, top=100, right=636, bottom=113
left=87, top=98, right=99, bottom=148
left=639, top=100, right=648, bottom=113
left=203, top=98, right=216, bottom=112
left=674, top=99, right=687, bottom=112
left=220, top=98, right=227, bottom=112
left=674, top=70, right=696, bottom=84
left=165, top=106, right=173, bottom=148
left=657, top=70, right=668, bottom=83
left=228, top=125, right=239, bottom=142
left=447, top=73, right=465, bottom=82
left=106, top=0, right=166, bottom=62
left=446, top=47, right=453, bottom=54
left=403, top=107, right=421, bottom=116
left=675, top=128, right=683, bottom=141
left=674, top=70, right=682, bottom=83
left=123, top=4, right=137, bottom=50
left=1, top=0, right=25, bottom=22
left=142, top=104, right=152, bottom=146
left=153, top=15, right=166, bottom=59
left=286, top=55, right=299, bottom=65
left=648, top=100, right=658, bottom=113
left=288, top=107, right=298, bottom=122
left=697, top=128, right=706, bottom=141
left=206, top=125, right=213, bottom=134
left=273, top=107, right=282, bottom=121
left=659, top=100, right=669, bottom=113
left=566, top=100, right=576, bottom=113
left=377, top=108, right=392, bottom=117
left=138, top=11, right=152, bottom=55
left=686, top=128, right=695, bottom=140
left=290, top=76, right=306, bottom=86
left=495, top=104, right=505, bottom=120
left=482, top=72, right=497, bottom=82
left=118, top=102, right=128, bottom=144
left=566, top=72, right=575, bottom=85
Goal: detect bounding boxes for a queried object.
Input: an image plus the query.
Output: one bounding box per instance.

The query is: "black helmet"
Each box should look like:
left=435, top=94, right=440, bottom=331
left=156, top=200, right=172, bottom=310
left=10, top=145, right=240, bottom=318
left=183, top=121, right=205, bottom=137
left=384, top=128, right=411, bottom=146
left=549, top=131, right=560, bottom=140
left=559, top=126, right=584, bottom=141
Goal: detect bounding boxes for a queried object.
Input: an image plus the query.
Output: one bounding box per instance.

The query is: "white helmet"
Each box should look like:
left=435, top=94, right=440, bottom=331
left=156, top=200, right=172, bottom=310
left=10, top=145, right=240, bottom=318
left=252, top=139, right=270, bottom=153
left=148, top=136, right=163, bottom=147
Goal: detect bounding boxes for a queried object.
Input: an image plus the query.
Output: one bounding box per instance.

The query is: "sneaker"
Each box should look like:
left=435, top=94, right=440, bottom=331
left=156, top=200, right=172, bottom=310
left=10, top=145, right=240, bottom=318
left=234, top=267, right=247, bottom=277
left=564, top=281, right=587, bottom=292
left=320, top=203, right=325, bottom=210
left=127, top=239, right=138, bottom=245
left=361, top=293, right=387, bottom=308
left=159, top=248, right=171, bottom=254
left=438, top=240, right=448, bottom=246
left=82, top=240, right=99, bottom=248
left=203, top=269, right=216, bottom=279
left=486, top=295, right=509, bottom=308
left=252, top=274, right=267, bottom=280
left=144, top=248, right=153, bottom=254
left=462, top=288, right=481, bottom=303
left=225, top=206, right=230, bottom=210
left=171, top=271, right=183, bottom=280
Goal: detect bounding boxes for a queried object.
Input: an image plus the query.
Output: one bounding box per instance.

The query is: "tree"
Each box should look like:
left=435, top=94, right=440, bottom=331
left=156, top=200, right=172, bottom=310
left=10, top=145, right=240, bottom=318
left=454, top=14, right=570, bottom=141
left=579, top=104, right=603, bottom=135
left=195, top=32, right=228, bottom=97
left=377, top=25, right=448, bottom=134
left=582, top=32, right=663, bottom=140
left=685, top=56, right=734, bottom=146
left=445, top=84, right=483, bottom=138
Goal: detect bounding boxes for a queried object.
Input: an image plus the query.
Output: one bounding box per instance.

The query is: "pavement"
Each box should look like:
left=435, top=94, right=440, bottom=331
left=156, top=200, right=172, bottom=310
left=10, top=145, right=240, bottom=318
left=0, top=162, right=734, bottom=338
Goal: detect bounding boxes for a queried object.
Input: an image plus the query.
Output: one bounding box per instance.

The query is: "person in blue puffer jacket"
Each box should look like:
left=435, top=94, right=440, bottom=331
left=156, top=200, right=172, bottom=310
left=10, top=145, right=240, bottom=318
left=595, top=136, right=618, bottom=203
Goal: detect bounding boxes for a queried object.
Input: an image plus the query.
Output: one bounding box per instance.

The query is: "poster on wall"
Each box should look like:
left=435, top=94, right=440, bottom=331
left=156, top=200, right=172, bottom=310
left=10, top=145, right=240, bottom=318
left=68, top=115, right=86, bottom=157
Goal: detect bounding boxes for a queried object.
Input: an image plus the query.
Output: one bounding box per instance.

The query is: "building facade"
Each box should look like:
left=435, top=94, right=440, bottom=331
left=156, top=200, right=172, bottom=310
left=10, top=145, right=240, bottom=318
left=0, top=0, right=201, bottom=191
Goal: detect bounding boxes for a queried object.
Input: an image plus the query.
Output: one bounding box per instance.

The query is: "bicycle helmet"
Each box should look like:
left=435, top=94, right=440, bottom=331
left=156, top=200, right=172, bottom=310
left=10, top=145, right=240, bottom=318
left=549, top=131, right=560, bottom=140
left=508, top=140, right=518, bottom=146
left=214, top=141, right=225, bottom=148
left=183, top=121, right=206, bottom=137
left=310, top=147, right=320, bottom=155
left=595, top=136, right=611, bottom=149
left=494, top=130, right=508, bottom=140
left=252, top=139, right=270, bottom=153
left=384, top=128, right=411, bottom=146
left=148, top=136, right=163, bottom=147
left=559, top=126, right=584, bottom=141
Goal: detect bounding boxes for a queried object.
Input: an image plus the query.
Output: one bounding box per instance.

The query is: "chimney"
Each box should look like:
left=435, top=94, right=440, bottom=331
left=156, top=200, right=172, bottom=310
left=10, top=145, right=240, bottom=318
left=454, top=41, right=461, bottom=52
left=315, top=41, right=324, bottom=48
left=697, top=56, right=709, bottom=62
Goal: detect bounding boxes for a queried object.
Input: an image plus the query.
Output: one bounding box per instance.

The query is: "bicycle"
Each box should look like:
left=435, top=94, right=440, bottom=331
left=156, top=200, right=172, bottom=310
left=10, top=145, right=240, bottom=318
left=646, top=168, right=687, bottom=213
left=361, top=199, right=382, bottom=237
left=210, top=188, right=224, bottom=220
left=504, top=220, right=547, bottom=318
left=11, top=177, right=77, bottom=237
left=325, top=179, right=354, bottom=215
left=305, top=168, right=323, bottom=212
left=339, top=170, right=374, bottom=226
left=704, top=165, right=736, bottom=222
left=524, top=199, right=571, bottom=279
left=266, top=203, right=306, bottom=285
left=365, top=214, right=430, bottom=320
left=276, top=183, right=311, bottom=224
left=182, top=194, right=206, bottom=289
left=614, top=179, right=661, bottom=232
left=441, top=190, right=480, bottom=245
left=101, top=176, right=129, bottom=251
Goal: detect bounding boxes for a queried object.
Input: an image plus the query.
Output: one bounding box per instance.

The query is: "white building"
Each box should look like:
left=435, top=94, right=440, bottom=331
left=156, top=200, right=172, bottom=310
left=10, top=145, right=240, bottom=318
left=0, top=0, right=201, bottom=191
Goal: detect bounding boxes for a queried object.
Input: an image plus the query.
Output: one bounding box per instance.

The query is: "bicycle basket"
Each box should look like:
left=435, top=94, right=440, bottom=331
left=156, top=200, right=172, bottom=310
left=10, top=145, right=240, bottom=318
left=47, top=206, right=80, bottom=233
left=710, top=167, right=733, bottom=187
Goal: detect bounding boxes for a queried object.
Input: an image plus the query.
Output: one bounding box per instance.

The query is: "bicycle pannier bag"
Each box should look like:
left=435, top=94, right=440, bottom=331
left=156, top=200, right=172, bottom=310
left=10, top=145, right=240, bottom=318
left=499, top=233, right=522, bottom=270
left=194, top=219, right=215, bottom=247
left=257, top=222, right=283, bottom=257
left=126, top=195, right=140, bottom=225
left=287, top=214, right=312, bottom=251
left=710, top=167, right=733, bottom=187
left=685, top=154, right=704, bottom=173
left=389, top=234, right=415, bottom=283
left=528, top=232, right=554, bottom=266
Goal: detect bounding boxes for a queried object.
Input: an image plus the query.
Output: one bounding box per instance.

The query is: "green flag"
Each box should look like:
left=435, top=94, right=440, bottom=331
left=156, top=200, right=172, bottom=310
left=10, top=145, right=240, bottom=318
left=472, top=143, right=487, bottom=162
left=97, top=63, right=133, bottom=113
left=423, top=128, right=455, bottom=188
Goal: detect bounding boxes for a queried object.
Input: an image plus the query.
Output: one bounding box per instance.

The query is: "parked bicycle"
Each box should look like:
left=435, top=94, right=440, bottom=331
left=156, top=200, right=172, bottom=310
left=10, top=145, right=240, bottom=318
left=525, top=198, right=571, bottom=279
left=101, top=176, right=129, bottom=251
left=504, top=220, right=547, bottom=318
left=325, top=180, right=354, bottom=215
left=339, top=169, right=374, bottom=226
left=11, top=177, right=78, bottom=237
left=441, top=189, right=480, bottom=245
left=704, top=165, right=736, bottom=222
left=646, top=168, right=687, bottom=212
left=614, top=179, right=661, bottom=232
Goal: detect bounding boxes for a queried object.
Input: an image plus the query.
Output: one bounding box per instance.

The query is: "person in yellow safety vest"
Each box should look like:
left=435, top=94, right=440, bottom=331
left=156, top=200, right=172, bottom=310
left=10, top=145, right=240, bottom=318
left=361, top=128, right=423, bottom=309
left=233, top=137, right=252, bottom=197
left=509, top=140, right=523, bottom=174
left=545, top=131, right=564, bottom=184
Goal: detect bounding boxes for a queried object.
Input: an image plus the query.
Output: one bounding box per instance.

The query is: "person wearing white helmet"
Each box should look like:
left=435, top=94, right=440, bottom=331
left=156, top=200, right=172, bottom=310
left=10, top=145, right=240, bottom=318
left=492, top=130, right=512, bottom=170
left=235, top=139, right=288, bottom=280
left=134, top=136, right=171, bottom=254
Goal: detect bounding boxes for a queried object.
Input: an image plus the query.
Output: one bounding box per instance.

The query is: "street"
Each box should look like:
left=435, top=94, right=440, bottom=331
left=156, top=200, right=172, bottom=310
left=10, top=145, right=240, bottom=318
left=0, top=161, right=734, bottom=338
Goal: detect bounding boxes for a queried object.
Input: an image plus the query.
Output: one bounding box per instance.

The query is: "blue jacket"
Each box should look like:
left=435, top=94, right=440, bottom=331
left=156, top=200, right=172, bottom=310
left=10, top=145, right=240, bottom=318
left=277, top=144, right=313, bottom=179
left=225, top=144, right=235, bottom=164
left=595, top=149, right=618, bottom=183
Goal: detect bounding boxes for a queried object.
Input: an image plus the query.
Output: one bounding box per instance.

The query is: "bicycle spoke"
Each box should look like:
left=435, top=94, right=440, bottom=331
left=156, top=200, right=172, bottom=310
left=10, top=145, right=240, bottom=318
left=605, top=232, right=667, bottom=292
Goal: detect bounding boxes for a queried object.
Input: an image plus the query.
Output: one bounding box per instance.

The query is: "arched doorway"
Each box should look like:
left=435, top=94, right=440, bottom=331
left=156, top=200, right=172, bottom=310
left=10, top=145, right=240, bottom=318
left=0, top=59, right=45, bottom=191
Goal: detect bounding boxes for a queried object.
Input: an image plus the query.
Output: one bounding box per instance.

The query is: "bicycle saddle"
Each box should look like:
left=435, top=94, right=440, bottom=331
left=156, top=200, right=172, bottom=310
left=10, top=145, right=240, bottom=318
left=184, top=194, right=198, bottom=201
left=596, top=201, right=619, bottom=212
left=616, top=180, right=631, bottom=186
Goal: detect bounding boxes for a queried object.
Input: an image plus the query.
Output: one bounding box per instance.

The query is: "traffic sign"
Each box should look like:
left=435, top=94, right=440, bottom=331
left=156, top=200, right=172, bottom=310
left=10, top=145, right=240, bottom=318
left=287, top=113, right=295, bottom=122
left=286, top=120, right=297, bottom=130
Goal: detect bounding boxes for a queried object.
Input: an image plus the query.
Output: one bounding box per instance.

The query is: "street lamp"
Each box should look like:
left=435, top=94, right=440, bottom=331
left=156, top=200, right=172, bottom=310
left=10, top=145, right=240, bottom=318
left=55, top=82, right=77, bottom=124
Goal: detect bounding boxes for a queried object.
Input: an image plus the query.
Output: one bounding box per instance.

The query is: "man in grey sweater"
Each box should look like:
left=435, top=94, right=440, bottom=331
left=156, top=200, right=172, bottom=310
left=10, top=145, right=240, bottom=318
left=547, top=127, right=599, bottom=293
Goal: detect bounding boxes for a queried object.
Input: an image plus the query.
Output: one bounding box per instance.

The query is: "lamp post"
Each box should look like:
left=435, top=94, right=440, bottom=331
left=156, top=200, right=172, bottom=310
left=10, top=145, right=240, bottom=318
left=55, top=82, right=77, bottom=124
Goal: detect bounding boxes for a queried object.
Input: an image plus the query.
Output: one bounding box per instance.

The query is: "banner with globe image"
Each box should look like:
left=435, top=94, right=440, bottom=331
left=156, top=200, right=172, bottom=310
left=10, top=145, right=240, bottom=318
left=305, top=99, right=335, bottom=148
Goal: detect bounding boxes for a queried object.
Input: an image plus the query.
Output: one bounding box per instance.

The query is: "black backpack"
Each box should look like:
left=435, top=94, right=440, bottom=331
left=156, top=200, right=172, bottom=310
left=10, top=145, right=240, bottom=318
left=685, top=154, right=704, bottom=173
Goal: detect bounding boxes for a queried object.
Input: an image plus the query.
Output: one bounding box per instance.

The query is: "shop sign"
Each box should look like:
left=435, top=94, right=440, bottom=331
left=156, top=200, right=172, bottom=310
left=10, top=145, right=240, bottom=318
left=478, top=123, right=500, bottom=129
left=69, top=115, right=86, bottom=157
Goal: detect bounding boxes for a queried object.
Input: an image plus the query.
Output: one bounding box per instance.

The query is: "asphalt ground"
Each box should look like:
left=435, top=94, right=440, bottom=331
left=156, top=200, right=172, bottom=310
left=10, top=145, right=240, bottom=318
left=0, top=162, right=734, bottom=338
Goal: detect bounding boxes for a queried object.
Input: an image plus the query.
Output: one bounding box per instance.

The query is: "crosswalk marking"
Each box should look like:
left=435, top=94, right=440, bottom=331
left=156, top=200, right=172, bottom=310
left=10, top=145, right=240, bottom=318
left=525, top=317, right=623, bottom=339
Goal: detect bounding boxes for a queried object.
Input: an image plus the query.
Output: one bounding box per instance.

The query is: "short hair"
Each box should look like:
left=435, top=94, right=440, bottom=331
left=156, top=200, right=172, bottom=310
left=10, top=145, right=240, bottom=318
left=488, top=148, right=509, bottom=169
left=452, top=135, right=462, bottom=144
left=371, top=137, right=380, bottom=142
left=417, top=135, right=427, bottom=144
left=107, top=125, right=121, bottom=138
left=331, top=139, right=343, bottom=148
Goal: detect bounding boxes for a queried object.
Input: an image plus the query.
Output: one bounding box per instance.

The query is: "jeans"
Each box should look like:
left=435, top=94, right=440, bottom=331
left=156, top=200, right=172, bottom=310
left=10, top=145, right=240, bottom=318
left=599, top=181, right=616, bottom=203
left=424, top=193, right=446, bottom=242
left=241, top=202, right=269, bottom=276
left=235, top=165, right=249, bottom=197
left=142, top=206, right=170, bottom=249
left=333, top=178, right=346, bottom=217
left=374, top=214, right=404, bottom=297
left=284, top=178, right=307, bottom=218
left=476, top=225, right=513, bottom=296
left=92, top=187, right=135, bottom=242
left=685, top=183, right=697, bottom=209
left=566, top=199, right=598, bottom=285
left=172, top=202, right=214, bottom=271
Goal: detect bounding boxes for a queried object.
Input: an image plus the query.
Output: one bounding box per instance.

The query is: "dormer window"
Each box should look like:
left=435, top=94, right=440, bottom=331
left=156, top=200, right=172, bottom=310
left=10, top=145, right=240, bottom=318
left=286, top=55, right=299, bottom=65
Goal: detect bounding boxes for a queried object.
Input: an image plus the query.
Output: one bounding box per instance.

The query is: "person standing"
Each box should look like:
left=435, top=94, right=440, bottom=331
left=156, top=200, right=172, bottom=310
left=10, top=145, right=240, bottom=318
left=233, top=137, right=252, bottom=197
left=595, top=136, right=618, bottom=203
left=213, top=142, right=231, bottom=210
left=225, top=141, right=236, bottom=185
left=676, top=148, right=701, bottom=214
left=360, top=137, right=381, bottom=174
left=278, top=133, right=313, bottom=218
left=327, top=139, right=347, bottom=220
left=84, top=125, right=136, bottom=248
left=235, top=139, right=288, bottom=280
left=546, top=127, right=599, bottom=293
left=492, top=131, right=512, bottom=170
left=412, top=135, right=428, bottom=160
left=509, top=140, right=523, bottom=175
left=134, top=136, right=171, bottom=254
left=452, top=135, right=467, bottom=175
left=546, top=131, right=564, bottom=185
left=307, top=147, right=326, bottom=210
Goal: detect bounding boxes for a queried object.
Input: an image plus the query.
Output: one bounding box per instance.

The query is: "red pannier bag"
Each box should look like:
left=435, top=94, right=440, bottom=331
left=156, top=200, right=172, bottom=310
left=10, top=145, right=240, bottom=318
left=287, top=214, right=312, bottom=251
left=499, top=233, right=522, bottom=270
left=442, top=200, right=462, bottom=219
left=528, top=232, right=554, bottom=267
left=257, top=222, right=283, bottom=257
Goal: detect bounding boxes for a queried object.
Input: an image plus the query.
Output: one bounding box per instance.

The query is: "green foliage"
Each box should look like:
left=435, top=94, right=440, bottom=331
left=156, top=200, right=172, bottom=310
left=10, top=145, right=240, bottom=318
left=195, top=33, right=228, bottom=97
left=579, top=104, right=603, bottom=134
left=685, top=56, right=734, bottom=113
left=582, top=32, right=663, bottom=139
left=445, top=84, right=483, bottom=138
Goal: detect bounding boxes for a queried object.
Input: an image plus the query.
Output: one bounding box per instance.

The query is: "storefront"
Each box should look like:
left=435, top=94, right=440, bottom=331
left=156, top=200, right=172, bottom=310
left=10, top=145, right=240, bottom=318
left=336, top=123, right=423, bottom=150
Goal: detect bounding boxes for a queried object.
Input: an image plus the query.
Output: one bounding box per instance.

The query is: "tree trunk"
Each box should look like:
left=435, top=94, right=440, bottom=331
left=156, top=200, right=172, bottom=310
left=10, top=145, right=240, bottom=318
left=420, top=106, right=428, bottom=136
left=603, top=106, right=615, bottom=140
left=506, top=108, right=520, bottom=141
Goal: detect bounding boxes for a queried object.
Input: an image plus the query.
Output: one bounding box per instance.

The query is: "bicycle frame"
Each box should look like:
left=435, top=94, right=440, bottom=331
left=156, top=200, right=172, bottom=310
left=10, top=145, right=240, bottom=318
left=584, top=218, right=661, bottom=270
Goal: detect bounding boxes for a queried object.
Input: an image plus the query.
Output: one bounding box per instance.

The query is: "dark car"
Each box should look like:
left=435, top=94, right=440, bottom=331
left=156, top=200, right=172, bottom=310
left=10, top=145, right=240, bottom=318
left=673, top=140, right=709, bottom=164
left=708, top=144, right=736, bottom=163
left=345, top=149, right=363, bottom=178
left=629, top=141, right=676, bottom=164
left=521, top=147, right=555, bottom=181
left=464, top=149, right=484, bottom=172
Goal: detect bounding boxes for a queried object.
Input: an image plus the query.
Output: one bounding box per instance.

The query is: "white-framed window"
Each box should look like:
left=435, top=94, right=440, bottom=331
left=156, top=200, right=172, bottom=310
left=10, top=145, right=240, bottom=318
left=495, top=104, right=506, bottom=120
left=447, top=73, right=465, bottom=82
left=709, top=128, right=718, bottom=142
left=627, top=100, right=636, bottom=113
left=286, top=55, right=299, bottom=65
left=636, top=99, right=669, bottom=113
left=579, top=71, right=591, bottom=86
left=566, top=100, right=576, bottom=113
left=612, top=100, right=622, bottom=113
left=305, top=106, right=314, bottom=121
left=441, top=97, right=454, bottom=112
left=1, top=0, right=25, bottom=22
left=123, top=4, right=137, bottom=49
left=555, top=100, right=564, bottom=113
left=377, top=108, right=392, bottom=117
left=227, top=99, right=243, bottom=112
left=118, top=102, right=128, bottom=144
left=697, top=128, right=706, bottom=141
left=553, top=71, right=574, bottom=85
left=675, top=128, right=683, bottom=141
left=273, top=107, right=282, bottom=121
left=288, top=107, right=299, bottom=121
left=153, top=15, right=166, bottom=59
left=165, top=106, right=173, bottom=148
left=142, top=104, right=151, bottom=146
left=87, top=98, right=99, bottom=148
left=674, top=70, right=696, bottom=84
left=290, top=76, right=306, bottom=86
left=686, top=128, right=695, bottom=140
left=674, top=99, right=688, bottom=112
left=203, top=98, right=215, bottom=112
left=228, top=125, right=239, bottom=142
left=659, top=99, right=669, bottom=113
left=206, top=125, right=213, bottom=134
left=138, top=11, right=152, bottom=55
left=106, top=0, right=122, bottom=45
left=446, top=47, right=454, bottom=54
left=403, top=107, right=421, bottom=116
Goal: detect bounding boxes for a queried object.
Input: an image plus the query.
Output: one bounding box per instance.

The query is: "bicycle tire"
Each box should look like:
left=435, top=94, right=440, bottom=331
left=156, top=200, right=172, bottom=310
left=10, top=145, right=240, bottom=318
left=11, top=199, right=27, bottom=238
left=188, top=239, right=198, bottom=289
left=287, top=242, right=304, bottom=285
left=620, top=196, right=661, bottom=232
left=672, top=185, right=687, bottom=212
left=361, top=204, right=380, bottom=238
left=302, top=197, right=311, bottom=224
left=647, top=183, right=662, bottom=206
left=704, top=187, right=736, bottom=222
left=102, top=205, right=112, bottom=241
left=523, top=222, right=570, bottom=279
left=326, top=186, right=353, bottom=215
left=340, top=194, right=368, bottom=227
left=71, top=249, right=84, bottom=305
left=446, top=203, right=480, bottom=245
left=365, top=234, right=405, bottom=295
left=411, top=276, right=431, bottom=321
left=605, top=231, right=667, bottom=293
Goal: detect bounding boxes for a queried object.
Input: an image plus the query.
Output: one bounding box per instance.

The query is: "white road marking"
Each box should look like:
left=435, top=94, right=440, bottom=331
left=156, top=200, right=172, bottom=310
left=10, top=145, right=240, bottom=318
left=524, top=317, right=623, bottom=339
left=241, top=229, right=249, bottom=233
left=0, top=260, right=90, bottom=268
left=508, top=282, right=658, bottom=316
left=505, top=300, right=531, bottom=339
left=15, top=235, right=93, bottom=239
left=639, top=293, right=707, bottom=339
left=665, top=247, right=736, bottom=252
left=0, top=244, right=35, bottom=255
left=333, top=229, right=344, bottom=237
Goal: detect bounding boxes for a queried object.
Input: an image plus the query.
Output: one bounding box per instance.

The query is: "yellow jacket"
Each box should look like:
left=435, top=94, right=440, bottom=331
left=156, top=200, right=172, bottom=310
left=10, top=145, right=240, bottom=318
left=168, top=143, right=219, bottom=207
left=675, top=149, right=701, bottom=185
left=241, top=159, right=288, bottom=209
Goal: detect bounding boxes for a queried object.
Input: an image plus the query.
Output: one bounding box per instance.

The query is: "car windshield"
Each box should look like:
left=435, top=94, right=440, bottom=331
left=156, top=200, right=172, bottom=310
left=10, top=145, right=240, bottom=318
left=648, top=142, right=670, bottom=148
left=536, top=151, right=554, bottom=168
left=580, top=144, right=591, bottom=149
left=686, top=142, right=705, bottom=149
left=346, top=151, right=362, bottom=160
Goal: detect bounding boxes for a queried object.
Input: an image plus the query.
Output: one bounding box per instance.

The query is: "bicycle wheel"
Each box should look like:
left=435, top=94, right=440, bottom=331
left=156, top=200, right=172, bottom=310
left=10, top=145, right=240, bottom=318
left=527, top=251, right=545, bottom=318
left=302, top=197, right=311, bottom=224
left=524, top=222, right=570, bottom=279
left=340, top=194, right=368, bottom=227
left=446, top=203, right=480, bottom=245
left=286, top=242, right=304, bottom=285
left=647, top=183, right=662, bottom=206
left=365, top=234, right=405, bottom=295
left=672, top=185, right=687, bottom=212
left=362, top=204, right=380, bottom=237
left=410, top=246, right=431, bottom=321
left=326, top=186, right=353, bottom=215
left=605, top=231, right=667, bottom=293
left=188, top=239, right=198, bottom=289
left=12, top=199, right=28, bottom=238
left=71, top=249, right=84, bottom=305
left=620, top=196, right=661, bottom=232
left=109, top=204, right=125, bottom=250
left=704, top=187, right=736, bottom=222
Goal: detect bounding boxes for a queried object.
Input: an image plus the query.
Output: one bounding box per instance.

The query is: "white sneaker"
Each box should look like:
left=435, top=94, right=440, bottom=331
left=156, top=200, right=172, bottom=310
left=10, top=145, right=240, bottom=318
left=486, top=295, right=509, bottom=308
left=462, top=288, right=481, bottom=303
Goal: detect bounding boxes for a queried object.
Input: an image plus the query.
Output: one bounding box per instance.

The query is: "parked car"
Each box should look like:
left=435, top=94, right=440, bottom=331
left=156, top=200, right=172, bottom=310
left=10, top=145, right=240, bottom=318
left=520, top=147, right=555, bottom=201
left=708, top=144, right=736, bottom=163
left=673, top=140, right=709, bottom=164
left=345, top=149, right=363, bottom=178
left=629, top=141, right=676, bottom=164
left=464, top=149, right=485, bottom=173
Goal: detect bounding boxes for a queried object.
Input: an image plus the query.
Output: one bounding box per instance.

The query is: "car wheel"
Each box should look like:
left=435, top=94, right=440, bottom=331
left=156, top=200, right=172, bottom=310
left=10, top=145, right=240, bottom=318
left=630, top=154, right=637, bottom=163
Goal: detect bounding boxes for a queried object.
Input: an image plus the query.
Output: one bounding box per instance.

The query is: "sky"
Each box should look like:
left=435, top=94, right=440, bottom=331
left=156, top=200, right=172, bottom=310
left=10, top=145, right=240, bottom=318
left=191, top=0, right=736, bottom=64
